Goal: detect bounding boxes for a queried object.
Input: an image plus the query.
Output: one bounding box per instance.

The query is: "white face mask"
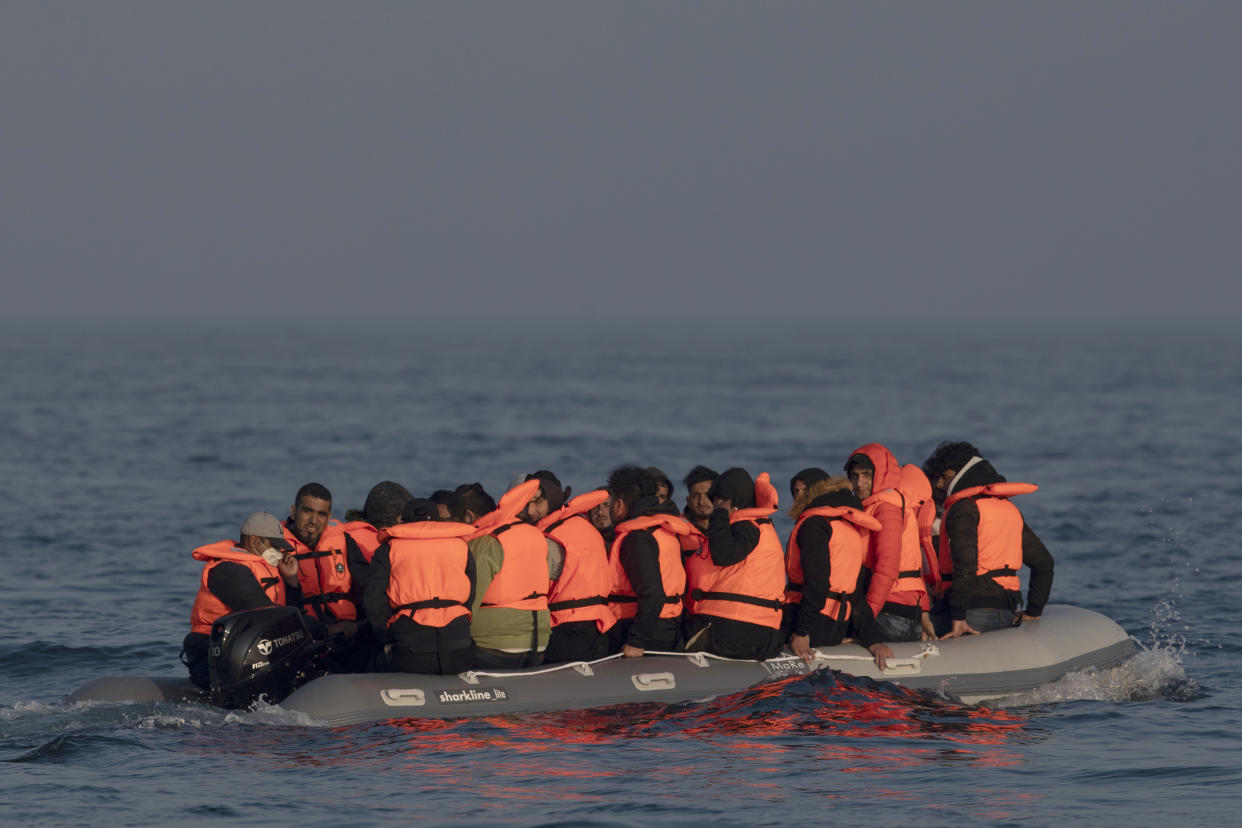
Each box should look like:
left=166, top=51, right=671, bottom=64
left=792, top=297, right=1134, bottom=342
left=260, top=547, right=284, bottom=567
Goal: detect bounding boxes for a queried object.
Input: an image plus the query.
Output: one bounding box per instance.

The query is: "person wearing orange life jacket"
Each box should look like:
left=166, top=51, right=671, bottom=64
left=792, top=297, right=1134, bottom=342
left=604, top=465, right=701, bottom=658
left=683, top=468, right=788, bottom=660
left=538, top=488, right=618, bottom=663
left=896, top=463, right=942, bottom=600
left=844, top=445, right=935, bottom=643
left=459, top=481, right=563, bottom=668
left=181, top=512, right=303, bottom=688
left=283, top=482, right=358, bottom=639
left=339, top=480, right=415, bottom=670
left=363, top=498, right=477, bottom=674
left=785, top=478, right=893, bottom=670
left=922, top=441, right=1054, bottom=638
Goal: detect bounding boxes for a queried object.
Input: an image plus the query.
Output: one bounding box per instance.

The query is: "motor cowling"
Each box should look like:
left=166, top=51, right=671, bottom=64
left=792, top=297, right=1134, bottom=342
left=208, top=606, right=323, bottom=709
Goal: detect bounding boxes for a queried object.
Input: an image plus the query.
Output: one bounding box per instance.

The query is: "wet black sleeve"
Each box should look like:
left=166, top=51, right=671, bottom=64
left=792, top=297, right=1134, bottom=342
left=1021, top=523, right=1054, bottom=616
left=619, top=530, right=665, bottom=650
left=794, top=516, right=833, bottom=636
left=945, top=499, right=981, bottom=620
left=345, top=534, right=370, bottom=597
left=206, top=562, right=278, bottom=612
left=362, top=544, right=393, bottom=643
left=705, top=509, right=761, bottom=567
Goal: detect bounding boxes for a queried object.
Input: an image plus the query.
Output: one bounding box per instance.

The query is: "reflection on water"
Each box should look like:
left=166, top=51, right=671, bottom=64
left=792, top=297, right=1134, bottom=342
left=244, top=670, right=1037, bottom=772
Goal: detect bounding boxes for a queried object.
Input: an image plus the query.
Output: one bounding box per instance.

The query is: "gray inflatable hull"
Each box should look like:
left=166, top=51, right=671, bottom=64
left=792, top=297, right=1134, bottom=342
left=68, top=605, right=1135, bottom=726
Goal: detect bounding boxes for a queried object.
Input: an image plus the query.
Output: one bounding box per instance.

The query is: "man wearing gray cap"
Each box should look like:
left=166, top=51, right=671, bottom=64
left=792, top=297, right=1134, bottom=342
left=181, top=512, right=304, bottom=688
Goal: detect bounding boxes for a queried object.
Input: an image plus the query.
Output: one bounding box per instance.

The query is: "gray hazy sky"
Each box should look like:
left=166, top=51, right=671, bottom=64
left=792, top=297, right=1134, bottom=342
left=3, top=2, right=1239, bottom=325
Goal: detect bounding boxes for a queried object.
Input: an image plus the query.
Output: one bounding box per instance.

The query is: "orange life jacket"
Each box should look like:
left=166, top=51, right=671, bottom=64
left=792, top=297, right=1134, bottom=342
left=340, top=520, right=382, bottom=564
left=189, top=540, right=286, bottom=634
left=383, top=521, right=475, bottom=628
left=684, top=472, right=786, bottom=629
left=861, top=488, right=928, bottom=606
left=538, top=490, right=617, bottom=633
left=938, top=482, right=1037, bottom=593
left=283, top=520, right=356, bottom=622
left=608, top=513, right=701, bottom=621
left=896, top=464, right=941, bottom=594
left=479, top=521, right=551, bottom=612
left=784, top=506, right=880, bottom=623
left=471, top=480, right=550, bottom=613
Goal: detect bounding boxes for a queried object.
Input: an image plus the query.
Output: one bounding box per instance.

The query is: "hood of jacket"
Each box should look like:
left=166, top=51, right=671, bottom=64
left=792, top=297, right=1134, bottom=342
left=708, top=467, right=756, bottom=510
left=947, top=457, right=1006, bottom=498
left=789, top=477, right=859, bottom=520
left=845, top=443, right=902, bottom=494
left=627, top=495, right=683, bottom=521
left=789, top=467, right=830, bottom=497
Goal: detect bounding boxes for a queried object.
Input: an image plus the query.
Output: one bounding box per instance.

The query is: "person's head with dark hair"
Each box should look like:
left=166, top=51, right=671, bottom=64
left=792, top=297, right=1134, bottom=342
left=681, top=465, right=718, bottom=529
left=430, top=489, right=465, bottom=522
left=789, top=467, right=829, bottom=500
left=400, top=497, right=438, bottom=524
left=296, top=482, right=332, bottom=504
left=289, top=482, right=333, bottom=548
left=921, top=441, right=982, bottom=503
left=346, top=480, right=412, bottom=529
left=454, top=483, right=496, bottom=524
left=707, top=467, right=756, bottom=512
left=522, top=470, right=566, bottom=522
left=606, top=464, right=656, bottom=524
left=645, top=467, right=673, bottom=504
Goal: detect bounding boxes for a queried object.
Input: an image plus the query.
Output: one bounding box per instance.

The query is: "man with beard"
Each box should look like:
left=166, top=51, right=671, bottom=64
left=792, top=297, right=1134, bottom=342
left=681, top=465, right=718, bottom=532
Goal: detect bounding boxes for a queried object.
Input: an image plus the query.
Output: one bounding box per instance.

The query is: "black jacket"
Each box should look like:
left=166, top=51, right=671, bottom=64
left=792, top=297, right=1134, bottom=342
left=364, top=542, right=477, bottom=654
left=792, top=490, right=884, bottom=648
left=617, top=496, right=684, bottom=649
left=944, top=459, right=1054, bottom=619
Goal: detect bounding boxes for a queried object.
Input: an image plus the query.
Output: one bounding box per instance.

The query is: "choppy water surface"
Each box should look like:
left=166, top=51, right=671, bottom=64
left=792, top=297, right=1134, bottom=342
left=2, top=322, right=1238, bottom=825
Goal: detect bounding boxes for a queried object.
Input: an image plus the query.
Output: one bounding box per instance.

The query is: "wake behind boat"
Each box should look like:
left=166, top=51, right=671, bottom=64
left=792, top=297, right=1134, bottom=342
left=68, top=604, right=1135, bottom=726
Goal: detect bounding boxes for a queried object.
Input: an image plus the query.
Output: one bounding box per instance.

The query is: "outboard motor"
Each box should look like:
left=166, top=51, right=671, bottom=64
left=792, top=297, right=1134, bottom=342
left=208, top=606, right=323, bottom=709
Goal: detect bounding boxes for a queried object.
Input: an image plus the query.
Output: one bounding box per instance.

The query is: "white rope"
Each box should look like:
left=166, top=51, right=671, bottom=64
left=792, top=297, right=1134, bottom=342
left=456, top=644, right=940, bottom=684
left=813, top=642, right=941, bottom=662
left=459, top=653, right=623, bottom=684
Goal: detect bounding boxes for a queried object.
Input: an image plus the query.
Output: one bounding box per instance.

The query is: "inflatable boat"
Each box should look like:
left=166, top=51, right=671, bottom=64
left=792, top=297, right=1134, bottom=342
left=68, top=604, right=1135, bottom=726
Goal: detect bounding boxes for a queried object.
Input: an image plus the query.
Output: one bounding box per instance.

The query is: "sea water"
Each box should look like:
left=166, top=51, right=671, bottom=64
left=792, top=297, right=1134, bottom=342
left=1, top=321, right=1238, bottom=825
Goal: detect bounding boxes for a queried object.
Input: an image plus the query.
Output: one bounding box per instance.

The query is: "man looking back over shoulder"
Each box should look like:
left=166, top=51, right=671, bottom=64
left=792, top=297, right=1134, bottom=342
left=182, top=512, right=301, bottom=688
left=922, top=442, right=1054, bottom=637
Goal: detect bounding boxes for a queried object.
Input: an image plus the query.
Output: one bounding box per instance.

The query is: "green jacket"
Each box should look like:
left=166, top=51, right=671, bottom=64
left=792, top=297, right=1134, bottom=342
left=467, top=534, right=560, bottom=652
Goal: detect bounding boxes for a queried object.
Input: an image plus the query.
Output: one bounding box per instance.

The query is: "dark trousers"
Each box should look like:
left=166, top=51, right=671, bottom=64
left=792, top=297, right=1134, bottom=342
left=544, top=621, right=610, bottom=663
left=683, top=614, right=785, bottom=660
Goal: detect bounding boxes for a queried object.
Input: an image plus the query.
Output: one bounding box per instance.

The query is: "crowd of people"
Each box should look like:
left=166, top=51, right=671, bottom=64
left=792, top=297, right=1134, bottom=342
left=180, top=441, right=1055, bottom=688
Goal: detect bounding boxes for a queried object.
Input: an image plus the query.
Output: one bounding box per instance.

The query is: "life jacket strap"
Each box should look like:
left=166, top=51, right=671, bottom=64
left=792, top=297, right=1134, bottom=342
left=548, top=595, right=609, bottom=611
left=481, top=590, right=547, bottom=608
left=785, top=583, right=848, bottom=602
left=981, top=567, right=1018, bottom=580
left=897, top=569, right=923, bottom=579
left=392, top=597, right=468, bottom=613
left=690, top=588, right=784, bottom=611
left=259, top=576, right=280, bottom=589
left=607, top=593, right=683, bottom=605
left=294, top=549, right=338, bottom=561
